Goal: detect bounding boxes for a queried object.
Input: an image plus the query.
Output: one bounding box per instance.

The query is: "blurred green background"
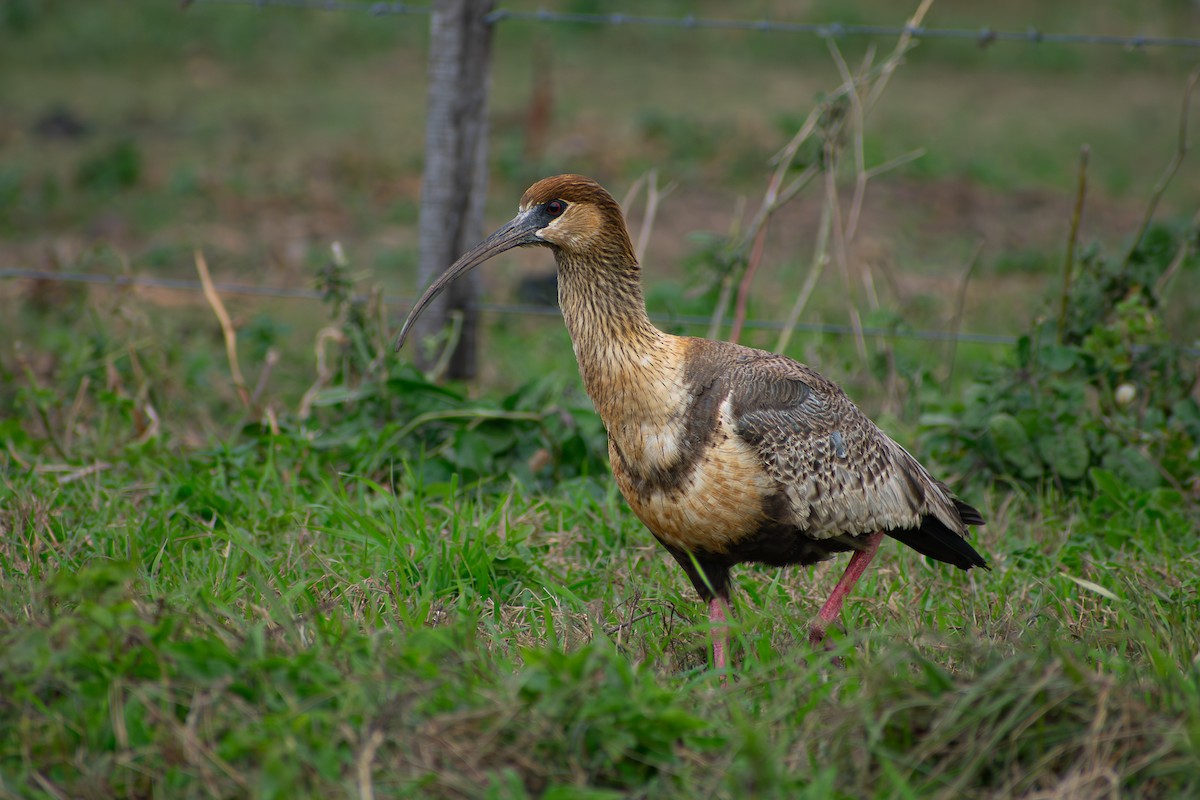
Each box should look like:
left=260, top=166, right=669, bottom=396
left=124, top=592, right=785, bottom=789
left=3, top=5, right=1200, bottom=797
left=1, top=0, right=1197, bottom=392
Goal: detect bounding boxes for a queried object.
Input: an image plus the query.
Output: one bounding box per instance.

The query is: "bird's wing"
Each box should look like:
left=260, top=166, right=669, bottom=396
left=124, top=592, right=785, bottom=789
left=717, top=348, right=957, bottom=539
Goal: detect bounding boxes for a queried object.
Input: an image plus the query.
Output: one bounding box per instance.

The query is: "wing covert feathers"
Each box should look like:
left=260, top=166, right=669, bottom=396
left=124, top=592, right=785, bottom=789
left=687, top=339, right=987, bottom=569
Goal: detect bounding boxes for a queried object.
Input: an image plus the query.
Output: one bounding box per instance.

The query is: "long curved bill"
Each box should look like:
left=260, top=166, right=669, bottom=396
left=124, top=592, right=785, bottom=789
left=395, top=210, right=541, bottom=351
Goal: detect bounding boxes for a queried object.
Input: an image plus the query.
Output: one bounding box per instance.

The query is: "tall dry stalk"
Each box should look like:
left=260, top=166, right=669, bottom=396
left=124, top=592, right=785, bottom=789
left=1058, top=145, right=1091, bottom=344
left=195, top=250, right=249, bottom=410
left=1122, top=66, right=1199, bottom=269
left=621, top=170, right=676, bottom=265
left=722, top=0, right=935, bottom=376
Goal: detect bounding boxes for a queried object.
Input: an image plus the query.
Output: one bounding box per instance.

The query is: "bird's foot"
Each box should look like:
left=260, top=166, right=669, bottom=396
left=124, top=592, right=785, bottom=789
left=807, top=622, right=844, bottom=667
left=807, top=619, right=835, bottom=649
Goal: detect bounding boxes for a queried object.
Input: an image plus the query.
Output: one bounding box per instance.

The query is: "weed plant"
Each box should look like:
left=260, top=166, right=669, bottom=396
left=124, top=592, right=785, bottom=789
left=922, top=222, right=1200, bottom=494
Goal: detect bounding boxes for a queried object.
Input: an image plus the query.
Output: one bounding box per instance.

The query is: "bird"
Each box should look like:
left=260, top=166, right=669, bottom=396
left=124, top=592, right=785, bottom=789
left=397, top=174, right=987, bottom=674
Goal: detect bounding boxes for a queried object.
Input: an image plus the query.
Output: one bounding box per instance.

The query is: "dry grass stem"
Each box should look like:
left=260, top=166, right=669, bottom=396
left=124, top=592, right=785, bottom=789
left=1059, top=145, right=1091, bottom=343
left=429, top=309, right=465, bottom=382
left=355, top=727, right=385, bottom=800
left=727, top=89, right=838, bottom=343
left=31, top=773, right=69, bottom=800
left=775, top=201, right=832, bottom=354
left=1123, top=65, right=1199, bottom=268
left=863, top=148, right=926, bottom=180
left=729, top=171, right=782, bottom=343
left=637, top=171, right=673, bottom=264
left=55, top=461, right=113, bottom=485
left=741, top=0, right=934, bottom=365
left=299, top=326, right=348, bottom=420
left=864, top=0, right=935, bottom=110
left=249, top=346, right=280, bottom=410
left=62, top=375, right=90, bottom=452
left=1154, top=207, right=1199, bottom=299
left=18, top=358, right=69, bottom=461
left=824, top=162, right=868, bottom=360
left=195, top=249, right=250, bottom=409
left=706, top=196, right=746, bottom=340
left=825, top=37, right=871, bottom=242
left=947, top=240, right=985, bottom=383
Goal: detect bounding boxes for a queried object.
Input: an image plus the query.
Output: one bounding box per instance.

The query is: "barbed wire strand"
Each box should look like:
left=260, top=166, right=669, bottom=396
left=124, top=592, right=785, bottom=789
left=189, top=0, right=1200, bottom=50
left=22, top=7, right=1194, bottom=348
left=0, top=267, right=1019, bottom=346
left=190, top=0, right=431, bottom=16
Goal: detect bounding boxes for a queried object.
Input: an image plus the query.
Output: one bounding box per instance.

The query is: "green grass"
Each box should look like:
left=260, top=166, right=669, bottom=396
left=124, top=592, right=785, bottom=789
left=3, top=418, right=1200, bottom=797
left=3, top=257, right=1200, bottom=797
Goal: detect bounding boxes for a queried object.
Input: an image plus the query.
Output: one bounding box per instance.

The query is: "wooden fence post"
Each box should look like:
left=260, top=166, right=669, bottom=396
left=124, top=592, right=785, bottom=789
left=413, top=0, right=494, bottom=380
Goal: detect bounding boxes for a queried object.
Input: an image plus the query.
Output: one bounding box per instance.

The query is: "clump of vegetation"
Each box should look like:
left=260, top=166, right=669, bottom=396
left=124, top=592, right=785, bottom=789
left=924, top=222, right=1199, bottom=494
left=76, top=139, right=142, bottom=192
left=299, top=250, right=609, bottom=489
left=0, top=255, right=608, bottom=497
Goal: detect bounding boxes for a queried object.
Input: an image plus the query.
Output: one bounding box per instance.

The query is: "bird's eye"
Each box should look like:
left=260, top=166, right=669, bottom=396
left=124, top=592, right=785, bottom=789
left=545, top=200, right=566, bottom=218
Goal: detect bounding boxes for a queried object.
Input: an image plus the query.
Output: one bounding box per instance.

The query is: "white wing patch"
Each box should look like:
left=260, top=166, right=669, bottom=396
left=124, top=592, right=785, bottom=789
left=620, top=396, right=775, bottom=555
left=639, top=421, right=683, bottom=471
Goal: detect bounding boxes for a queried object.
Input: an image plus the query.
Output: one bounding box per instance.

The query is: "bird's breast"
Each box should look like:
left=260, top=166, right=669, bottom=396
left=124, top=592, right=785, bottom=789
left=610, top=396, right=776, bottom=556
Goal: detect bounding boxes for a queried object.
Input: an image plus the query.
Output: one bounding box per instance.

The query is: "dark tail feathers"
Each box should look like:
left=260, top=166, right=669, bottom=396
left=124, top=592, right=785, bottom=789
left=953, top=498, right=986, bottom=527
left=887, top=499, right=989, bottom=571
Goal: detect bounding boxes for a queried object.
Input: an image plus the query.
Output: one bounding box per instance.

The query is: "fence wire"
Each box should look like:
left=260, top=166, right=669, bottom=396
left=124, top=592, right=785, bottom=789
left=188, top=0, right=430, bottom=16
left=0, top=267, right=1019, bottom=346
left=10, top=268, right=1197, bottom=355
left=189, top=0, right=1200, bottom=50
left=17, top=4, right=1194, bottom=353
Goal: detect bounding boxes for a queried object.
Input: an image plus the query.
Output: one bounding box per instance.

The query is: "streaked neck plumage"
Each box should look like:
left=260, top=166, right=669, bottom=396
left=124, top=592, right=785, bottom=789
left=553, top=242, right=674, bottom=426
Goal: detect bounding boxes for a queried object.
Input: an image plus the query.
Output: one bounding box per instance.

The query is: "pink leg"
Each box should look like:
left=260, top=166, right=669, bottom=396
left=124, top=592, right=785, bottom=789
left=809, top=531, right=885, bottom=647
left=708, top=597, right=730, bottom=677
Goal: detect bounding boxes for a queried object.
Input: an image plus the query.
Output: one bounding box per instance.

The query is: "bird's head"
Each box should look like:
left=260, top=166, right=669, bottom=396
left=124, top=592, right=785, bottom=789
left=515, top=174, right=630, bottom=255
left=396, top=174, right=634, bottom=351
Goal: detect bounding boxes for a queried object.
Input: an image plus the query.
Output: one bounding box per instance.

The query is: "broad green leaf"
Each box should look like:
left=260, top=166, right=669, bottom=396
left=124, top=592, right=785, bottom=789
left=987, top=412, right=1043, bottom=479
left=1036, top=426, right=1090, bottom=481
